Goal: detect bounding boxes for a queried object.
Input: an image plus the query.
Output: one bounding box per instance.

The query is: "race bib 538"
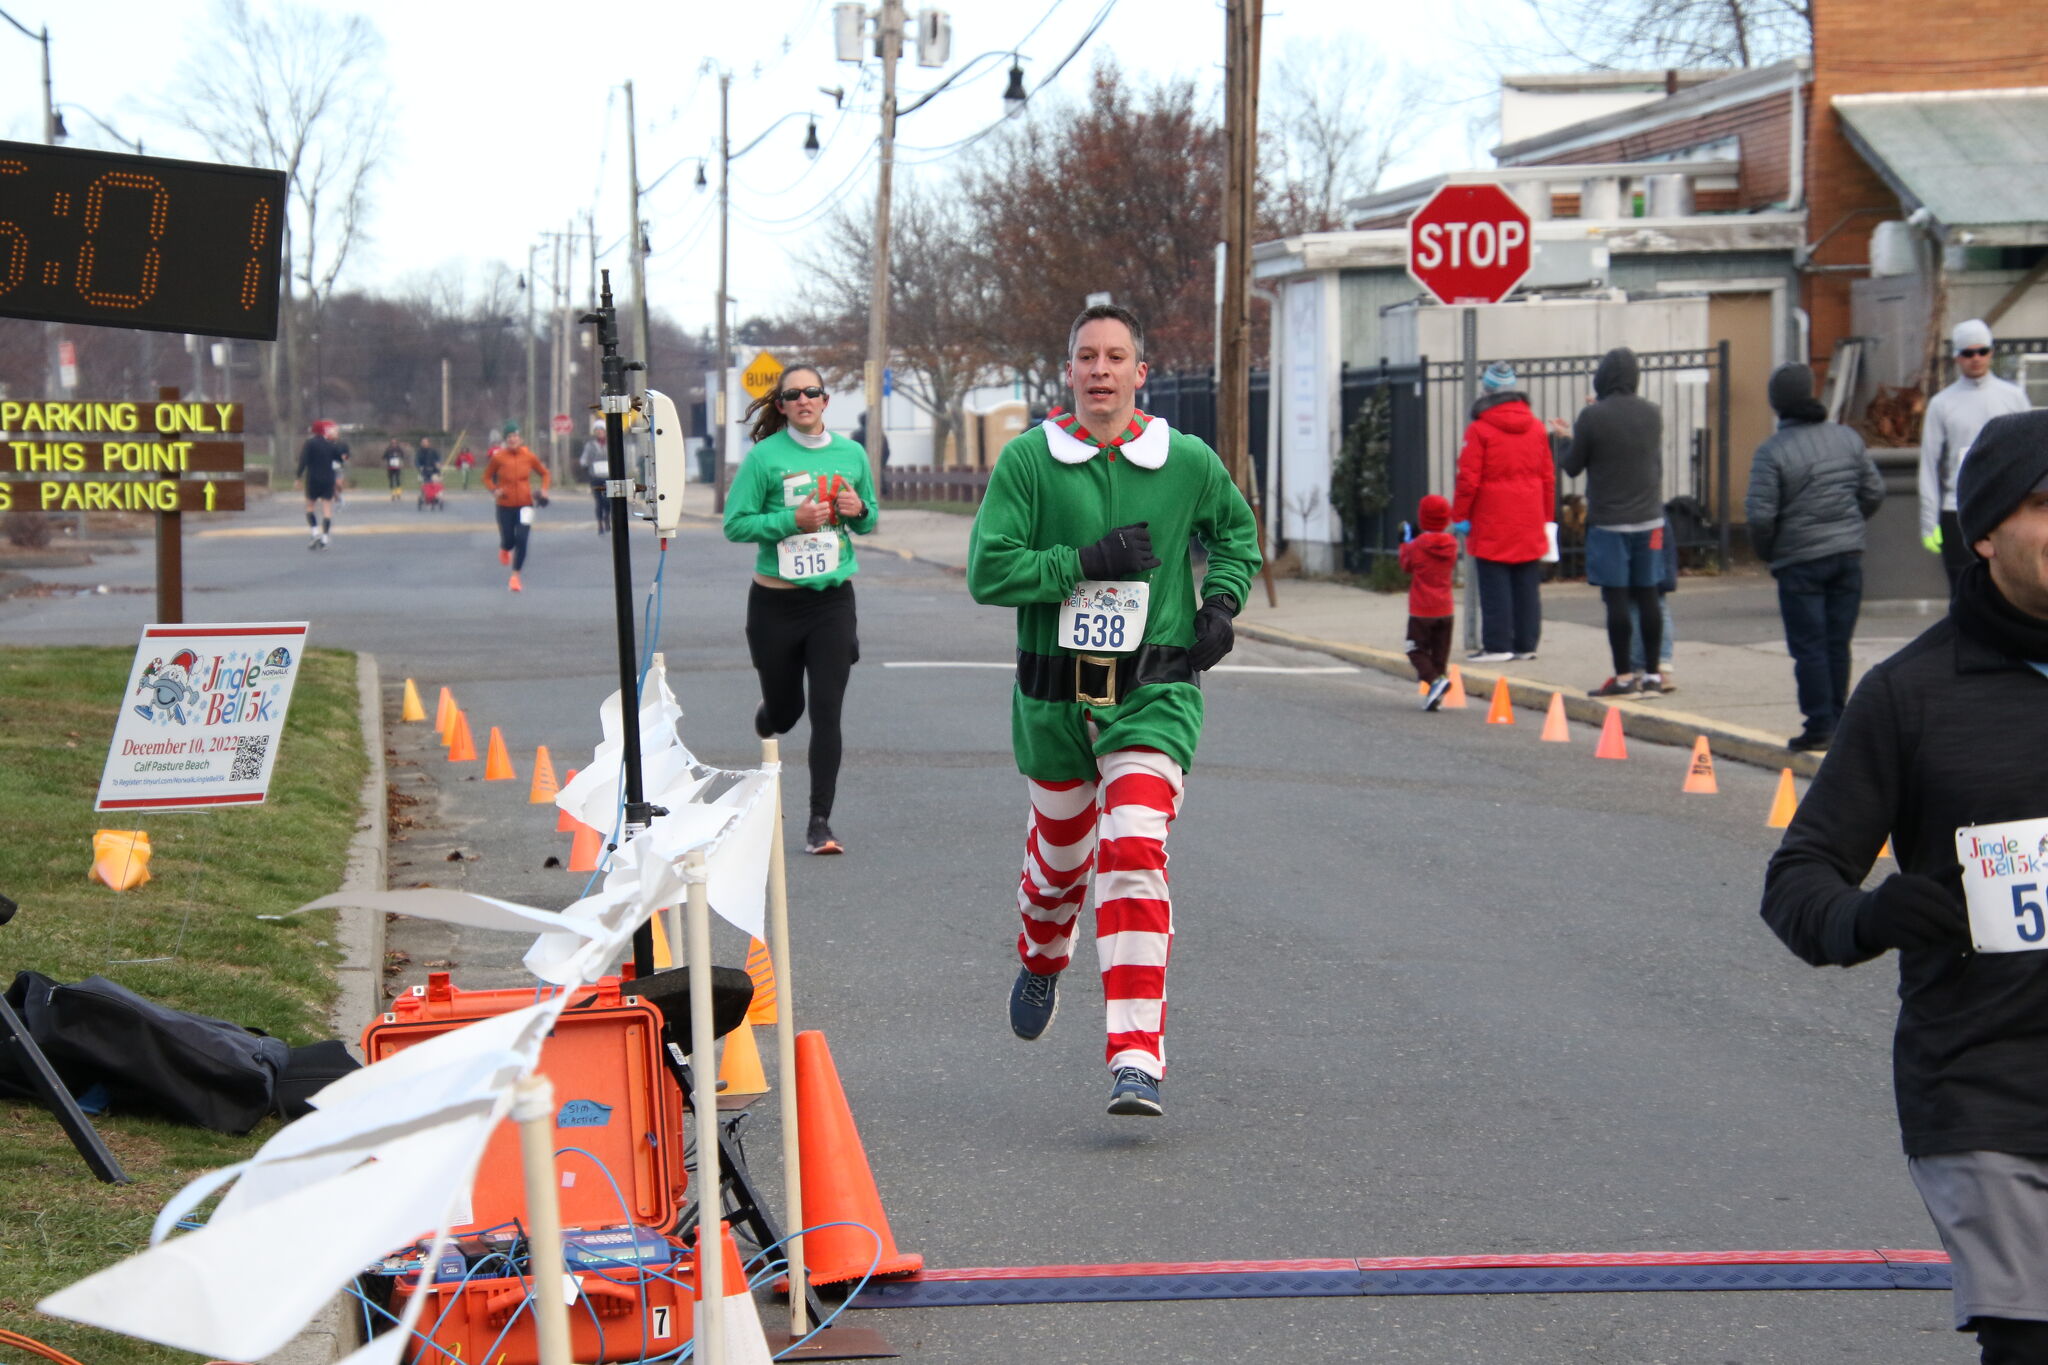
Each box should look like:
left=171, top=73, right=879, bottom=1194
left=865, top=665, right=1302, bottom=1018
left=1058, top=580, right=1149, bottom=656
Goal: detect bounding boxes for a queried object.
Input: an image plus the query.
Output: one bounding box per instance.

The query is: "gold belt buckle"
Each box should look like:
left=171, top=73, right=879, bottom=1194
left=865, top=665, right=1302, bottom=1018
left=1073, top=653, right=1120, bottom=707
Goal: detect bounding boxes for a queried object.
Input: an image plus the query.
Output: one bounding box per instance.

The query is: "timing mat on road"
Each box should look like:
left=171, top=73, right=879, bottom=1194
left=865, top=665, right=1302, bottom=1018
left=849, top=1249, right=1951, bottom=1308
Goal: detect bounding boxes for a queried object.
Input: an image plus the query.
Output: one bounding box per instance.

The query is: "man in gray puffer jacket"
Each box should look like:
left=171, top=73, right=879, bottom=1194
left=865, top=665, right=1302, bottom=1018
left=1744, top=363, right=1884, bottom=752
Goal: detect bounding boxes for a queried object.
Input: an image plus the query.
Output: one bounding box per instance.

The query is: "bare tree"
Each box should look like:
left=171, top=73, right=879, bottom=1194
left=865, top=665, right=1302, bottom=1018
left=1265, top=37, right=1432, bottom=235
left=1525, top=0, right=1811, bottom=69
left=808, top=186, right=999, bottom=465
left=161, top=0, right=391, bottom=463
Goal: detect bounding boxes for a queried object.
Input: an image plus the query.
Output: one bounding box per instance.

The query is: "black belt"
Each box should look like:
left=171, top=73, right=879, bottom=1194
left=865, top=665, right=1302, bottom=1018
left=1016, top=646, right=1195, bottom=707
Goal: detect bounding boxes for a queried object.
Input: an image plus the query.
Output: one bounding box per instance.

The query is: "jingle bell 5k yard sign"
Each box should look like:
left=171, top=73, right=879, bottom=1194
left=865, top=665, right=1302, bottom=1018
left=96, top=622, right=309, bottom=812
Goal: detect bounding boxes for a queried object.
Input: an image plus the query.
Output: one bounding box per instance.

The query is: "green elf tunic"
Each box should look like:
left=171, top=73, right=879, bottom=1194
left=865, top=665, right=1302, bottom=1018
left=967, top=411, right=1262, bottom=781
left=722, top=428, right=880, bottom=588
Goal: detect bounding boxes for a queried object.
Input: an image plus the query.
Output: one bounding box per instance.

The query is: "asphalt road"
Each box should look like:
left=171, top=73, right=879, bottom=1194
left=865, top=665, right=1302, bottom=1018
left=1, top=489, right=1968, bottom=1363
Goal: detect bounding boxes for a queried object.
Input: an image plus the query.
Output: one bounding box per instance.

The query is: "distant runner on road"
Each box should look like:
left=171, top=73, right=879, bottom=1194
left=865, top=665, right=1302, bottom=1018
left=295, top=420, right=345, bottom=549
left=967, top=302, right=1261, bottom=1118
left=483, top=424, right=550, bottom=593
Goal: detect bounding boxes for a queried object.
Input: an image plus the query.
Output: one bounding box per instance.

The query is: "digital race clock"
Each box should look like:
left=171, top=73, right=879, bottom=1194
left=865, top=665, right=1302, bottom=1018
left=0, top=140, right=287, bottom=341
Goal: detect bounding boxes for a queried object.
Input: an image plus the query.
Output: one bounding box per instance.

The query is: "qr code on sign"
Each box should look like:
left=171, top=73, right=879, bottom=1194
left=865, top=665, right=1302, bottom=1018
left=230, top=735, right=269, bottom=783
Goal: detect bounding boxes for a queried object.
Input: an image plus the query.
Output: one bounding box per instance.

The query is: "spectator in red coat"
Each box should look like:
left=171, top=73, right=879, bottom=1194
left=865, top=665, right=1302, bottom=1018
left=1400, top=494, right=1459, bottom=710
left=1451, top=362, right=1559, bottom=663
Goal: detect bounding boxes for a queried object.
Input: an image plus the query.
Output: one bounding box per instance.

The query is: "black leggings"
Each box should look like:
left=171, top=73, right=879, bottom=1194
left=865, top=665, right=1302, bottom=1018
left=1602, top=585, right=1662, bottom=676
left=495, top=504, right=532, bottom=570
left=746, top=581, right=857, bottom=821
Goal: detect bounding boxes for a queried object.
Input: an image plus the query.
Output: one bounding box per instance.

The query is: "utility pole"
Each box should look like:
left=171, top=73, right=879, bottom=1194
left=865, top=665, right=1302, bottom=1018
left=525, top=241, right=539, bottom=442
left=714, top=70, right=733, bottom=512
left=1218, top=0, right=1278, bottom=607
left=624, top=81, right=650, bottom=393
left=862, top=0, right=903, bottom=496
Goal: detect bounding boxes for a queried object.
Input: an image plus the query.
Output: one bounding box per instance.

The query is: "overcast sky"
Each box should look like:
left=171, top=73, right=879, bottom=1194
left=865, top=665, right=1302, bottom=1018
left=0, top=0, right=1552, bottom=340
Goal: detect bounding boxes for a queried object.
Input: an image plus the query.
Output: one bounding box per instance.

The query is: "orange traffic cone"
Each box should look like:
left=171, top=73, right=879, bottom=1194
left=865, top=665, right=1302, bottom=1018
left=90, top=829, right=152, bottom=891
left=794, top=1030, right=924, bottom=1283
left=483, top=726, right=516, bottom=781
left=1682, top=736, right=1718, bottom=794
left=434, top=686, right=454, bottom=737
left=567, top=820, right=604, bottom=872
left=528, top=746, right=559, bottom=804
left=1540, top=692, right=1569, bottom=742
left=744, top=936, right=778, bottom=1026
left=555, top=768, right=581, bottom=832
left=718, top=1022, right=769, bottom=1096
left=699, top=1220, right=775, bottom=1364
left=1767, top=768, right=1799, bottom=828
left=1879, top=837, right=1894, bottom=859
left=400, top=678, right=426, bottom=723
left=1594, top=707, right=1627, bottom=760
left=1485, top=677, right=1515, bottom=725
left=1442, top=665, right=1469, bottom=709
left=447, top=711, right=478, bottom=762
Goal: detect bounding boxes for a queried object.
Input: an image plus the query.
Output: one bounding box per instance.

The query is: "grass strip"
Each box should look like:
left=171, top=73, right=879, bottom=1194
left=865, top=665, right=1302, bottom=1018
left=0, top=644, right=366, bottom=1363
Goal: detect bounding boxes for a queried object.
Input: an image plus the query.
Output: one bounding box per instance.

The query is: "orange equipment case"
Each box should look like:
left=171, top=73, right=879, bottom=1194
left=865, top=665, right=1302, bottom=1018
left=365, top=972, right=696, bottom=1362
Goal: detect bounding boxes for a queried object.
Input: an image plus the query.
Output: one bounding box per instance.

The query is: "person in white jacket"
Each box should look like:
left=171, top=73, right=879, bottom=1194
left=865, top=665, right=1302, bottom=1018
left=1920, top=319, right=2030, bottom=589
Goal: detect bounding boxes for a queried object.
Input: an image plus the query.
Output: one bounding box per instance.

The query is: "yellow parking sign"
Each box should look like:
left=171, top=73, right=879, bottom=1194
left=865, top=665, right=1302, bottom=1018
left=741, top=351, right=782, bottom=400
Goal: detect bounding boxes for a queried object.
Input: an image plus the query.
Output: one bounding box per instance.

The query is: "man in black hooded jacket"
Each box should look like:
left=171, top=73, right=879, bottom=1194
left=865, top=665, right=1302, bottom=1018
left=1744, top=363, right=1884, bottom=751
left=1761, top=409, right=2048, bottom=1365
left=1555, top=347, right=1667, bottom=697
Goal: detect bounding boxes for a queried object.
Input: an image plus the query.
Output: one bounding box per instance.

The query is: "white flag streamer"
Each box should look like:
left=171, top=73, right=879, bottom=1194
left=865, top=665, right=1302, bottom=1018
left=706, top=771, right=777, bottom=940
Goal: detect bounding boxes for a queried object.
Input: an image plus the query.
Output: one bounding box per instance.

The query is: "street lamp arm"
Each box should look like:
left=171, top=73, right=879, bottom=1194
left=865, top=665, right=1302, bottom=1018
left=897, top=50, right=1010, bottom=118
left=56, top=104, right=141, bottom=153
left=730, top=109, right=814, bottom=161
left=0, top=6, right=41, bottom=43
left=643, top=155, right=707, bottom=196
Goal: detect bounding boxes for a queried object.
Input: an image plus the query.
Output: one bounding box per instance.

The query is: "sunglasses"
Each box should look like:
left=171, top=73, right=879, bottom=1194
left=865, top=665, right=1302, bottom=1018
left=778, top=386, right=826, bottom=401
left=1959, top=347, right=1993, bottom=359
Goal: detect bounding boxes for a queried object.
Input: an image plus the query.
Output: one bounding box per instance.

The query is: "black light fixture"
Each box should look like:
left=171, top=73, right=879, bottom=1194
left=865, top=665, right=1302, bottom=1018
left=50, top=109, right=66, bottom=140
left=694, top=162, right=708, bottom=191
left=1002, top=58, right=1028, bottom=117
left=802, top=117, right=821, bottom=160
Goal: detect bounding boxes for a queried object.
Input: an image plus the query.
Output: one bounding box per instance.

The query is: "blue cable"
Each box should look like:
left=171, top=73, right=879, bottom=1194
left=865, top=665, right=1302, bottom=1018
left=556, top=1144, right=651, bottom=1361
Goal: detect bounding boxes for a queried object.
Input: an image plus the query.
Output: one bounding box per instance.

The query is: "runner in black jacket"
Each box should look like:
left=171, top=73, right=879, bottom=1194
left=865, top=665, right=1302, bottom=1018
left=1761, top=410, right=2048, bottom=1365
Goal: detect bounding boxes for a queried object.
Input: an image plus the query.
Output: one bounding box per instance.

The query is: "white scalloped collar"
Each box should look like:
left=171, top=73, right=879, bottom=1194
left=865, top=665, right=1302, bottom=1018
left=1042, top=413, right=1172, bottom=469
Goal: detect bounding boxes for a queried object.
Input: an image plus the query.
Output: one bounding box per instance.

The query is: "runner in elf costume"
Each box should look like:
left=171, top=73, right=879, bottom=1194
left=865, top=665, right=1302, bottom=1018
left=967, top=303, right=1262, bottom=1117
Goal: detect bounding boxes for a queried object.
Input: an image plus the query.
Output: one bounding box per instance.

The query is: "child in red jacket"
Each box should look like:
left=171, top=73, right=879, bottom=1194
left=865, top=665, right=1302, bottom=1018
left=1399, top=494, right=1459, bottom=710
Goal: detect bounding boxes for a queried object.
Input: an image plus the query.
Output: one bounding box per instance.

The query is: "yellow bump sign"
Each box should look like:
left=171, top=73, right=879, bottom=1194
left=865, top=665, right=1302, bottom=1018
left=741, top=351, right=782, bottom=400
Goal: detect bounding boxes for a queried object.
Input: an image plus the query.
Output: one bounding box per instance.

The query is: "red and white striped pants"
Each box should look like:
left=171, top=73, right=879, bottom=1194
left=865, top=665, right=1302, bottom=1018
left=1017, top=746, right=1184, bottom=1077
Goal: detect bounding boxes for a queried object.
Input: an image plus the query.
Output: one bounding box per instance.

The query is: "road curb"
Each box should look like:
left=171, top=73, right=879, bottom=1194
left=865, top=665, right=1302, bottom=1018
left=1234, top=621, right=1822, bottom=780
left=261, top=650, right=386, bottom=1365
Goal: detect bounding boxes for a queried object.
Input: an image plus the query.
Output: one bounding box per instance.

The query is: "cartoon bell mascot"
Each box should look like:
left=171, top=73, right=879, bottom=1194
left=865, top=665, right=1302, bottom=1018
left=135, top=648, right=201, bottom=724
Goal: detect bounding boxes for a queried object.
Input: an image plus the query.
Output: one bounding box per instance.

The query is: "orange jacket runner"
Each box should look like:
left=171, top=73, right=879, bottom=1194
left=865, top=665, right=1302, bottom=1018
left=484, top=444, right=551, bottom=508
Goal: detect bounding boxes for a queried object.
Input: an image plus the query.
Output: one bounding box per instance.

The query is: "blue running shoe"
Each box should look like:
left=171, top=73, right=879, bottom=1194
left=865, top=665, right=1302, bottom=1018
left=1008, top=967, right=1059, bottom=1040
left=1107, top=1066, right=1163, bottom=1117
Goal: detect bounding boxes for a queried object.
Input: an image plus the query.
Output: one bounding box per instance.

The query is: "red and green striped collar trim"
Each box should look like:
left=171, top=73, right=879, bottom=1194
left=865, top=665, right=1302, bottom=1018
left=1049, top=407, right=1150, bottom=452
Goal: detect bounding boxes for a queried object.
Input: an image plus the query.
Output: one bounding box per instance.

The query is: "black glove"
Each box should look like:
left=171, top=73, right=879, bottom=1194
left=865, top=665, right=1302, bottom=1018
left=1187, top=595, right=1238, bottom=672
left=1855, top=873, right=1968, bottom=954
left=1078, top=523, right=1160, bottom=579
left=536, top=493, right=551, bottom=509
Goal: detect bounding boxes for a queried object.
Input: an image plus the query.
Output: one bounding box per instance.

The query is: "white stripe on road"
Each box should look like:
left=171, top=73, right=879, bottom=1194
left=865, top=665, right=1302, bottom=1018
left=884, top=661, right=1357, bottom=674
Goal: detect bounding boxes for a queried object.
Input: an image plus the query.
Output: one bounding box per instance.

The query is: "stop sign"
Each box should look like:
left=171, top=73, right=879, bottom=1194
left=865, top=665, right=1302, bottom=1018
left=1407, top=183, right=1532, bottom=306
left=551, top=413, right=573, bottom=437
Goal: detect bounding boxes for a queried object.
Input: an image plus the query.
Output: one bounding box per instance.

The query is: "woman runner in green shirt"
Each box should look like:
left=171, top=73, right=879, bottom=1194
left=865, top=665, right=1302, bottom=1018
left=722, top=364, right=879, bottom=854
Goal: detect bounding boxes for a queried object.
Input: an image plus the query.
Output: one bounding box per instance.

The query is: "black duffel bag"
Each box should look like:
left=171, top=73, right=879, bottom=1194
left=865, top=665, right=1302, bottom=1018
left=0, top=971, right=291, bottom=1134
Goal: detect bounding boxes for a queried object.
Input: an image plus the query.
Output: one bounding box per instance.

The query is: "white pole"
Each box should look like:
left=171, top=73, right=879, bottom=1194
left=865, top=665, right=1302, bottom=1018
left=512, top=1074, right=575, bottom=1365
left=684, top=848, right=726, bottom=1365
left=762, top=737, right=806, bottom=1333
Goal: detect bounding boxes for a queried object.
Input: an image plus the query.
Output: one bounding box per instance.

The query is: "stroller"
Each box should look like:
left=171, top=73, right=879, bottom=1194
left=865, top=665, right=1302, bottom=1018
left=416, top=460, right=445, bottom=512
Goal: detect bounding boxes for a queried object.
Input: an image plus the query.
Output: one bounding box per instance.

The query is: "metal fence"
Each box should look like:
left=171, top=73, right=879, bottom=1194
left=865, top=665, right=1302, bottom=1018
left=879, top=465, right=989, bottom=504
left=1337, top=344, right=1731, bottom=578
left=1139, top=368, right=1271, bottom=502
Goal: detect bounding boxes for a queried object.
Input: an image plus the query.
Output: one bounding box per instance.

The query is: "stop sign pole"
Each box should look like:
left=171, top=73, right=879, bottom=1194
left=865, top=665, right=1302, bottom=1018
left=1406, top=182, right=1533, bottom=306
left=1407, top=183, right=1533, bottom=653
